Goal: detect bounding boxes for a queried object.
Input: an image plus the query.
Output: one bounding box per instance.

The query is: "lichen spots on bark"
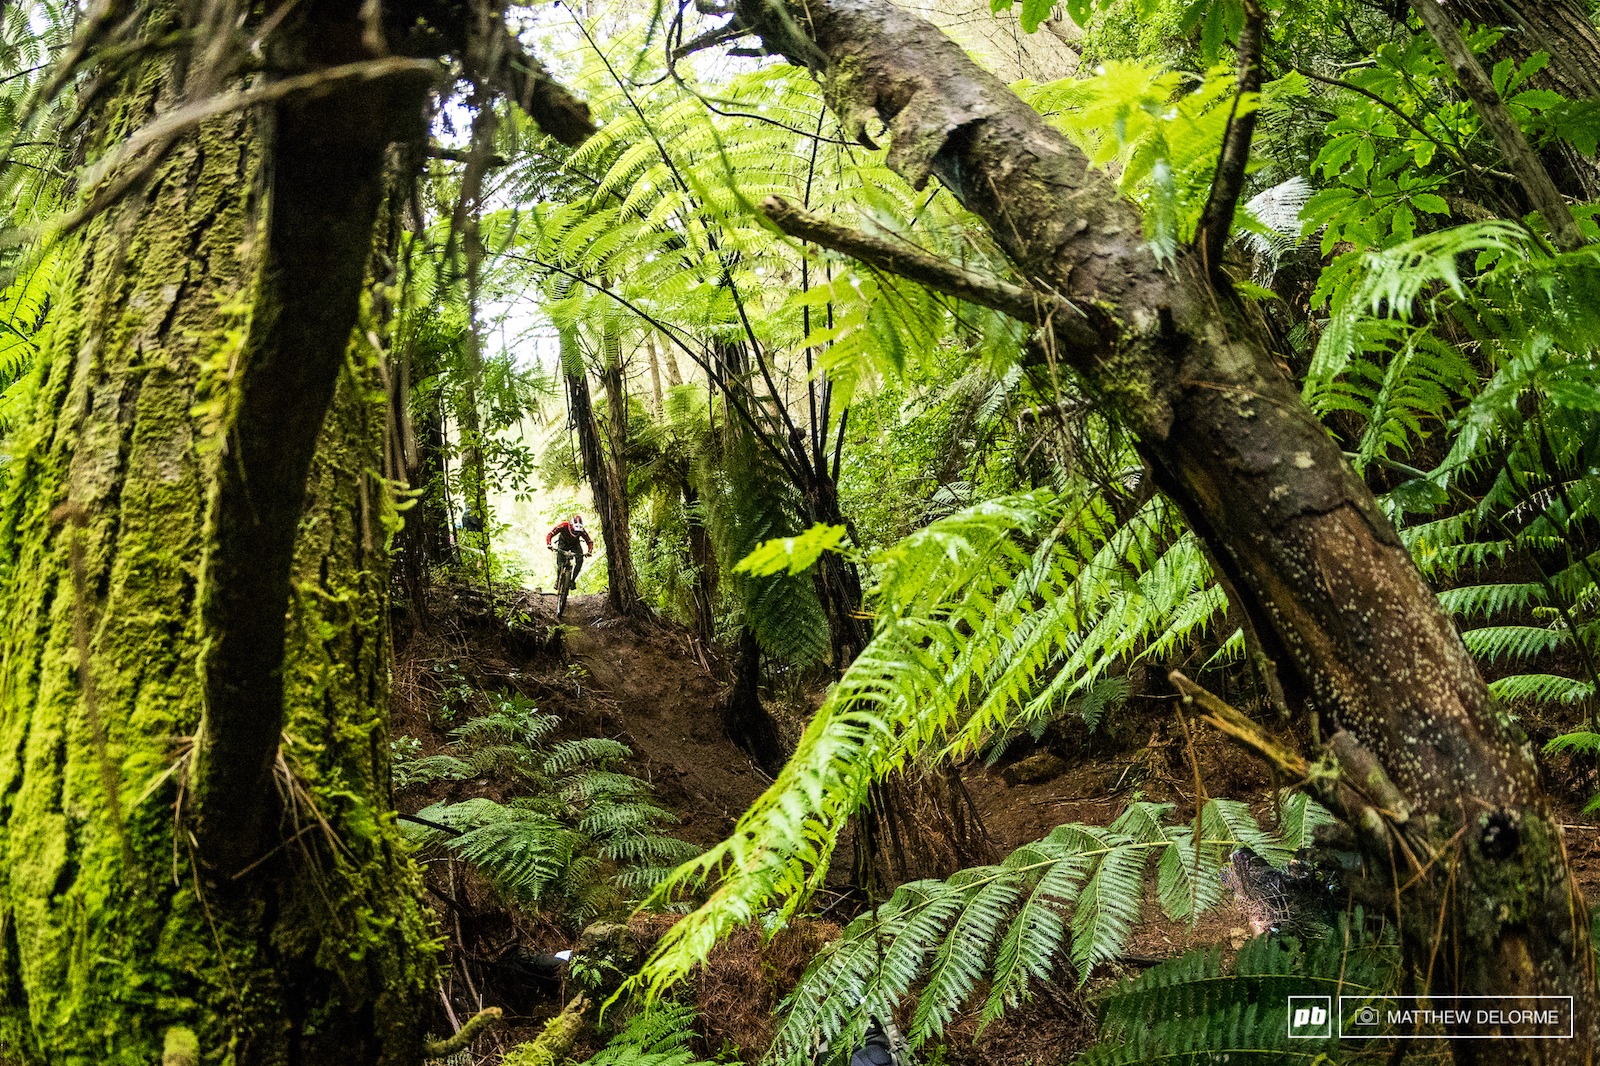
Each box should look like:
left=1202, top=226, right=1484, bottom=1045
left=1299, top=504, right=1523, bottom=808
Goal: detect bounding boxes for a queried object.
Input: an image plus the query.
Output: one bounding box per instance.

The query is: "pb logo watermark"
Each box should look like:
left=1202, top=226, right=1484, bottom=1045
left=1288, top=996, right=1332, bottom=1039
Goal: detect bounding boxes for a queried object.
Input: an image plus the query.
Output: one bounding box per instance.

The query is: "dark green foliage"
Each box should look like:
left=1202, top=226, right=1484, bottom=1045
left=1078, top=911, right=1400, bottom=1064
left=1544, top=732, right=1600, bottom=813
left=581, top=1002, right=714, bottom=1066
left=706, top=433, right=831, bottom=665
left=399, top=692, right=700, bottom=921
left=0, top=249, right=57, bottom=431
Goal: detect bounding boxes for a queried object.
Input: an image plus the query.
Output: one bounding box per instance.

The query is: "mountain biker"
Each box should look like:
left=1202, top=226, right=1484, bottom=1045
left=546, top=515, right=594, bottom=611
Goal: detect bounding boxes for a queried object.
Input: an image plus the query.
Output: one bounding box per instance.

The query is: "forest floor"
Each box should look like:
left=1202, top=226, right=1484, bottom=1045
left=389, top=580, right=1600, bottom=1065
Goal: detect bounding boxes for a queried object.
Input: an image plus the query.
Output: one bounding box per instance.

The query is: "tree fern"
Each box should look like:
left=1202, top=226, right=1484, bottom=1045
left=1303, top=182, right=1600, bottom=721
left=704, top=431, right=832, bottom=665
left=763, top=797, right=1324, bottom=1065
left=416, top=797, right=583, bottom=908
left=632, top=484, right=1252, bottom=997
left=400, top=691, right=700, bottom=920
left=1080, top=910, right=1400, bottom=1064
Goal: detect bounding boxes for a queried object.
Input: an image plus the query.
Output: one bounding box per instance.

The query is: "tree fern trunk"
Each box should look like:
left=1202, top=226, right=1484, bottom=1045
left=790, top=425, right=867, bottom=670
left=564, top=342, right=643, bottom=617
left=684, top=483, right=718, bottom=648
left=801, top=473, right=869, bottom=672
left=0, top=5, right=433, bottom=1059
left=400, top=377, right=455, bottom=614
left=738, top=0, right=1596, bottom=1057
left=719, top=626, right=787, bottom=775
left=600, top=341, right=644, bottom=615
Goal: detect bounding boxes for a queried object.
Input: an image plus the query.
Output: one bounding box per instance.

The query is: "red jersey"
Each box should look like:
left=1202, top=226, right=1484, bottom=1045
left=546, top=521, right=593, bottom=552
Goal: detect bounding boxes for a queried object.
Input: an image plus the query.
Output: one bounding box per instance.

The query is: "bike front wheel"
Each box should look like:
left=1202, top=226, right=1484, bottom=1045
left=556, top=553, right=576, bottom=616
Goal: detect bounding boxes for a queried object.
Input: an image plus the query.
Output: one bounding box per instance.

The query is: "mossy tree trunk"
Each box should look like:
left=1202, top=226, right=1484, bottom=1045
left=738, top=0, right=1596, bottom=1059
left=562, top=328, right=644, bottom=617
left=599, top=328, right=645, bottom=616
left=397, top=360, right=456, bottom=616
left=0, top=6, right=434, bottom=1063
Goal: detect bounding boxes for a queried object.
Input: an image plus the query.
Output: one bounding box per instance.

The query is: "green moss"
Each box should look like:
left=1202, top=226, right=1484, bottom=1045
left=0, top=38, right=433, bottom=1066
left=163, top=1027, right=199, bottom=1066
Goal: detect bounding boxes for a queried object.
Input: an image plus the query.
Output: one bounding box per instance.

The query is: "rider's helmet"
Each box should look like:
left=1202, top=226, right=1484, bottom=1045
left=570, top=514, right=586, bottom=533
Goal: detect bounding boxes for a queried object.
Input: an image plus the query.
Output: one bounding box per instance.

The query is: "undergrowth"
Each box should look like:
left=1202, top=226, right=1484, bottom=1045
left=397, top=690, right=701, bottom=923
left=1074, top=909, right=1401, bottom=1064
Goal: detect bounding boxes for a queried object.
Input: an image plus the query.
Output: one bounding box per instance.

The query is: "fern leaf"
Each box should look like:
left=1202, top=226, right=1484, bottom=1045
left=1070, top=838, right=1150, bottom=978
left=908, top=870, right=1023, bottom=1042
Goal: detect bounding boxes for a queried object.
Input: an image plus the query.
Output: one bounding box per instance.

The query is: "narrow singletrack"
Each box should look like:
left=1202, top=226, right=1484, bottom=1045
left=541, top=593, right=771, bottom=847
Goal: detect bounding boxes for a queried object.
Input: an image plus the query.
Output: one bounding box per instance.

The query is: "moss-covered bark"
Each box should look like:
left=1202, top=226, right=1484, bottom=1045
left=0, top=10, right=432, bottom=1064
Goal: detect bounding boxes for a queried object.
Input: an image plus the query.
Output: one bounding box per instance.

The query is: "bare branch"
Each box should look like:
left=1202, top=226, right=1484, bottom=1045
left=1194, top=0, right=1266, bottom=279
left=423, top=1007, right=504, bottom=1058
left=760, top=195, right=1098, bottom=348
left=427, top=143, right=508, bottom=166
left=1410, top=0, right=1585, bottom=251
left=671, top=19, right=751, bottom=59
left=51, top=57, right=438, bottom=246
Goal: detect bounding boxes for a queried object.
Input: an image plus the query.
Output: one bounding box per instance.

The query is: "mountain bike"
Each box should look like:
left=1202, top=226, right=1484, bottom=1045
left=553, top=547, right=582, bottom=618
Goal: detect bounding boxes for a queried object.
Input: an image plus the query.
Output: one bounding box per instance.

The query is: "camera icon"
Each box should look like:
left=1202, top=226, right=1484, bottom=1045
left=1353, top=1006, right=1380, bottom=1026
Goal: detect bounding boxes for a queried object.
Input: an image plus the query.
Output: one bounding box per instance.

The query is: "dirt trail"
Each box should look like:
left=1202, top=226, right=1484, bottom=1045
left=392, top=583, right=1294, bottom=1063
left=543, top=593, right=772, bottom=847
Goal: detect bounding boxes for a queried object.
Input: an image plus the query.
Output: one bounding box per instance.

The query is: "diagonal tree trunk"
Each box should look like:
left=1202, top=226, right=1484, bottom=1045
left=1440, top=0, right=1600, bottom=197
left=737, top=0, right=1595, bottom=1058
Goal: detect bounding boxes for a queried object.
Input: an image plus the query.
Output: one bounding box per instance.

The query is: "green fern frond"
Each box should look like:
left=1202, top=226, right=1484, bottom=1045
left=542, top=737, right=632, bottom=774
left=1083, top=912, right=1400, bottom=1064
left=766, top=802, right=1308, bottom=1065
left=1275, top=792, right=1338, bottom=852
left=404, top=754, right=474, bottom=784
left=635, top=487, right=1237, bottom=1003
left=580, top=801, right=676, bottom=839
left=1491, top=673, right=1593, bottom=705
left=1437, top=582, right=1547, bottom=618
left=1070, top=835, right=1152, bottom=976
left=977, top=847, right=1091, bottom=1031
left=401, top=686, right=696, bottom=920
left=1460, top=624, right=1568, bottom=662
left=579, top=1001, right=713, bottom=1066
left=1544, top=731, right=1600, bottom=756
left=907, top=870, right=1024, bottom=1042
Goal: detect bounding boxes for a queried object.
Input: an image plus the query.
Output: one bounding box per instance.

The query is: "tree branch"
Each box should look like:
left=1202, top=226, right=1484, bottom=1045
left=423, top=1007, right=503, bottom=1058
left=760, top=195, right=1098, bottom=349
left=398, top=812, right=465, bottom=837
left=427, top=143, right=507, bottom=166
left=671, top=19, right=751, bottom=60
left=1194, top=0, right=1266, bottom=278
left=1172, top=671, right=1422, bottom=872
left=1410, top=0, right=1585, bottom=251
